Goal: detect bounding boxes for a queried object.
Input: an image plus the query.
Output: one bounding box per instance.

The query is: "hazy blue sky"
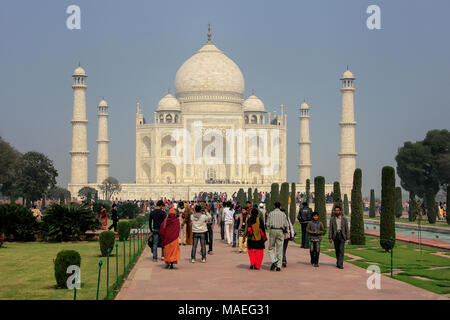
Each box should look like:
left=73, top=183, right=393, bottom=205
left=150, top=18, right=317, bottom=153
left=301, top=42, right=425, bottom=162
left=1, top=0, right=449, bottom=198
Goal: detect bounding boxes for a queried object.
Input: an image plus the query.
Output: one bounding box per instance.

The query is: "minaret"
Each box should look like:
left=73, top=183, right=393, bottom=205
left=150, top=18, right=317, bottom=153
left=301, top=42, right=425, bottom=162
left=69, top=65, right=89, bottom=186
left=298, top=101, right=311, bottom=184
left=96, top=98, right=110, bottom=184
left=339, top=68, right=358, bottom=197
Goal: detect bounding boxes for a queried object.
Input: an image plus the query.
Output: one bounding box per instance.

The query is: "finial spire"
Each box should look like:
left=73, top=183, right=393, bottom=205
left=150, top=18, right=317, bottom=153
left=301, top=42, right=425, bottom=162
left=207, top=23, right=211, bottom=42
left=252, top=89, right=255, bottom=95
left=346, top=65, right=349, bottom=70
left=168, top=88, right=170, bottom=94
left=78, top=61, right=81, bottom=67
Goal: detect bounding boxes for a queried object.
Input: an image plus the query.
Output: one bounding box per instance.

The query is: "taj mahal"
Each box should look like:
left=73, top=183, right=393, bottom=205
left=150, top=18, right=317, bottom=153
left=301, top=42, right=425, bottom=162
left=68, top=27, right=357, bottom=200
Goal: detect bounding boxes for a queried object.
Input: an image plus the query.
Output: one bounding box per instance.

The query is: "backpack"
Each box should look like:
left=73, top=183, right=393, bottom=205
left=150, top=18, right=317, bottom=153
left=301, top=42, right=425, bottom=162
left=299, top=207, right=312, bottom=222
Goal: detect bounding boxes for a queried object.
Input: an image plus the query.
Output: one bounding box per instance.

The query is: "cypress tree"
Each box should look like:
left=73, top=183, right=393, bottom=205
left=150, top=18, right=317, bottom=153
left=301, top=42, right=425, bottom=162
left=332, top=181, right=343, bottom=216
left=408, top=191, right=418, bottom=222
left=350, top=168, right=365, bottom=245
left=369, top=189, right=376, bottom=218
left=305, top=179, right=311, bottom=205
left=343, top=194, right=349, bottom=216
left=247, top=188, right=252, bottom=204
left=395, top=187, right=403, bottom=219
left=380, top=166, right=396, bottom=252
left=253, top=188, right=260, bottom=206
left=265, top=192, right=273, bottom=213
left=280, top=182, right=290, bottom=213
left=271, top=183, right=280, bottom=208
left=237, top=188, right=246, bottom=206
left=289, top=183, right=297, bottom=224
left=425, top=189, right=437, bottom=224
left=314, top=176, right=326, bottom=232
left=446, top=186, right=450, bottom=225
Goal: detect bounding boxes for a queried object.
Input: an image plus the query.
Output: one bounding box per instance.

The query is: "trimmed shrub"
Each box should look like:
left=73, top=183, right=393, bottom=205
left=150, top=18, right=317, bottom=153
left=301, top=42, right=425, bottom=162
left=332, top=181, right=343, bottom=217
left=305, top=179, right=311, bottom=205
left=253, top=188, right=260, bottom=206
left=99, top=231, right=115, bottom=256
left=369, top=189, right=376, bottom=218
left=446, top=186, right=450, bottom=225
left=135, top=215, right=146, bottom=227
left=350, top=169, right=365, bottom=245
left=343, top=194, right=349, bottom=216
left=236, top=188, right=246, bottom=207
left=270, top=183, right=280, bottom=208
left=425, top=189, right=437, bottom=224
left=0, top=204, right=39, bottom=241
left=314, top=176, right=326, bottom=232
left=117, top=221, right=131, bottom=241
left=41, top=203, right=100, bottom=241
left=117, top=201, right=140, bottom=219
left=408, top=191, right=419, bottom=222
left=381, top=166, right=396, bottom=252
left=289, top=183, right=297, bottom=224
left=54, top=250, right=81, bottom=288
left=247, top=188, right=252, bottom=204
left=395, top=187, right=403, bottom=219
left=280, top=182, right=290, bottom=213
left=265, top=192, right=272, bottom=213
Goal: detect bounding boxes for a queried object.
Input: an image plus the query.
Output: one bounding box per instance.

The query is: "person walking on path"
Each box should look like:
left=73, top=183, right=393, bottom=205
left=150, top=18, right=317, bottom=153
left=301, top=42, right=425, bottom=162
left=205, top=205, right=215, bottom=255
left=328, top=205, right=349, bottom=269
left=306, top=211, right=325, bottom=267
left=149, top=200, right=167, bottom=262
left=219, top=202, right=225, bottom=240
left=223, top=202, right=235, bottom=245
left=266, top=202, right=289, bottom=271
left=232, top=204, right=242, bottom=247
left=108, top=203, right=119, bottom=232
left=99, top=205, right=108, bottom=230
left=297, top=202, right=312, bottom=248
left=178, top=202, right=186, bottom=245
left=281, top=208, right=296, bottom=268
left=238, top=206, right=250, bottom=253
left=244, top=206, right=267, bottom=270
left=160, top=207, right=181, bottom=269
left=191, top=205, right=211, bottom=263
left=184, top=204, right=193, bottom=245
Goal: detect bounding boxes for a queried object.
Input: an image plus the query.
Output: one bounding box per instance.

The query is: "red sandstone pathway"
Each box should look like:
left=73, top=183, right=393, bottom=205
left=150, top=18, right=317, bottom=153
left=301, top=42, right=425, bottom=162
left=116, top=228, right=446, bottom=300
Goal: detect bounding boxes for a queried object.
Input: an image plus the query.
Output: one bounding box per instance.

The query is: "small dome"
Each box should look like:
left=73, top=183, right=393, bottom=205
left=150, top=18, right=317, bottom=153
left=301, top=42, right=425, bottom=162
left=73, top=66, right=86, bottom=76
left=243, top=94, right=265, bottom=112
left=98, top=99, right=108, bottom=107
left=157, top=93, right=181, bottom=111
left=342, top=69, right=354, bottom=79
left=300, top=101, right=309, bottom=109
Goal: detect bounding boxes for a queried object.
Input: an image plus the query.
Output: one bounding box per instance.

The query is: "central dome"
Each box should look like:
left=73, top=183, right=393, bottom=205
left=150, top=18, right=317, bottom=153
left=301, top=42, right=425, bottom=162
left=174, top=41, right=245, bottom=102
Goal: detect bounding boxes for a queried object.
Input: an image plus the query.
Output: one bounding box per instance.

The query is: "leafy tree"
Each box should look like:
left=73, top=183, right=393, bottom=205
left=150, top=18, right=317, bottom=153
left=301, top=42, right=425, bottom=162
left=395, top=187, right=403, bottom=219
left=247, top=188, right=252, bottom=204
left=408, top=191, right=419, bottom=222
left=332, top=181, right=343, bottom=216
left=13, top=152, right=58, bottom=207
left=270, top=183, right=280, bottom=209
left=117, top=201, right=140, bottom=219
left=236, top=188, right=246, bottom=207
left=289, top=183, right=297, bottom=224
left=305, top=179, right=311, bottom=205
left=99, top=176, right=122, bottom=201
left=369, top=189, right=376, bottom=218
left=380, top=166, right=396, bottom=252
left=343, top=194, right=349, bottom=215
left=78, top=186, right=98, bottom=203
left=47, top=187, right=71, bottom=203
left=350, top=169, right=365, bottom=245
left=0, top=203, right=39, bottom=241
left=280, top=182, right=289, bottom=213
left=314, top=176, right=326, bottom=232
left=396, top=129, right=450, bottom=223
left=253, top=188, right=260, bottom=206
left=0, top=137, right=22, bottom=202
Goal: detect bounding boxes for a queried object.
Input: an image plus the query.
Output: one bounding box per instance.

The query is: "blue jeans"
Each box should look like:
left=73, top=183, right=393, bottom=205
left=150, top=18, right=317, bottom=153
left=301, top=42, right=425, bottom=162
left=192, top=232, right=206, bottom=260
left=233, top=222, right=237, bottom=246
left=152, top=229, right=164, bottom=260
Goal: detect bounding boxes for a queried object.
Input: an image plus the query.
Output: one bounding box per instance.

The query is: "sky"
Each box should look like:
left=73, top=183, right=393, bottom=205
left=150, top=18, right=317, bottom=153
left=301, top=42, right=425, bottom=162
left=1, top=0, right=449, bottom=198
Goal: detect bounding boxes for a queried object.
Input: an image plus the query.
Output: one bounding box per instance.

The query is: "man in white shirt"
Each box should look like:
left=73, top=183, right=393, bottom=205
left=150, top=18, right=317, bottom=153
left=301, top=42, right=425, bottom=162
left=222, top=202, right=235, bottom=245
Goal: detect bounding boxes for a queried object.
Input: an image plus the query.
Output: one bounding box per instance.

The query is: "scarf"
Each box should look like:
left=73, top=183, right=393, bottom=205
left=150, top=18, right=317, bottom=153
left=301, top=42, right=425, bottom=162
left=160, top=213, right=180, bottom=246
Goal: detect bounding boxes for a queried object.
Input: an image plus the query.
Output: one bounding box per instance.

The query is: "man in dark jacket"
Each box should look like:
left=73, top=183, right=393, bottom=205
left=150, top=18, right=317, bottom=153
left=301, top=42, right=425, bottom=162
left=297, top=202, right=312, bottom=248
left=108, top=203, right=119, bottom=232
left=328, top=205, right=350, bottom=269
left=149, top=200, right=167, bottom=262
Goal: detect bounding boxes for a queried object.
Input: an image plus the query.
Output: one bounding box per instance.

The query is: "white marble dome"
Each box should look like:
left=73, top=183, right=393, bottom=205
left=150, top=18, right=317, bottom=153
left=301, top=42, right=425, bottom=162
left=157, top=93, right=181, bottom=110
left=98, top=99, right=108, bottom=107
left=243, top=94, right=265, bottom=112
left=73, top=66, right=86, bottom=76
left=342, top=69, right=354, bottom=79
left=174, top=42, right=245, bottom=100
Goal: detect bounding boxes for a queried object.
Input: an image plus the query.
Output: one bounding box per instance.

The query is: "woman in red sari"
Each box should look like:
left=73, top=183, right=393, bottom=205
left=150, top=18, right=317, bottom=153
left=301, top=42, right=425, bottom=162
left=99, top=205, right=108, bottom=230
left=160, top=207, right=181, bottom=269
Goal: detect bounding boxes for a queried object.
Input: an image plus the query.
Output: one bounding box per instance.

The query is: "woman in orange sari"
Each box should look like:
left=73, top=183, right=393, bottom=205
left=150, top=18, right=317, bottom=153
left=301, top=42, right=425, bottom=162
left=99, top=205, right=108, bottom=230
left=160, top=207, right=181, bottom=269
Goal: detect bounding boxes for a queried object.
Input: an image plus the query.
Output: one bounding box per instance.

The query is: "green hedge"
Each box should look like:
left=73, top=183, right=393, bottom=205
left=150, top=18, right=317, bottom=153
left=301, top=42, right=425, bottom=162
left=381, top=166, right=396, bottom=252
left=0, top=204, right=39, bottom=241
left=117, top=221, right=131, bottom=241
left=99, top=231, right=115, bottom=257
left=54, top=250, right=81, bottom=288
left=350, top=169, right=365, bottom=245
left=314, top=176, right=326, bottom=232
left=117, top=202, right=140, bottom=219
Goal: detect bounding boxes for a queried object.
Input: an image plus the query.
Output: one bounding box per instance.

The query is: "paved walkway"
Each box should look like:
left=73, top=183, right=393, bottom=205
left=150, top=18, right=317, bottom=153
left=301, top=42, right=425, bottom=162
left=116, top=228, right=445, bottom=300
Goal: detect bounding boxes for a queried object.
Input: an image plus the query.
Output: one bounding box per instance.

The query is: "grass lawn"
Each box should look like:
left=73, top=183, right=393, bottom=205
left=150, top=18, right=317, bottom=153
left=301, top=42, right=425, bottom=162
left=292, top=222, right=450, bottom=295
left=0, top=235, right=146, bottom=300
